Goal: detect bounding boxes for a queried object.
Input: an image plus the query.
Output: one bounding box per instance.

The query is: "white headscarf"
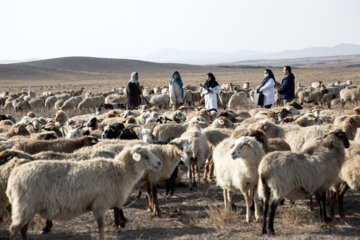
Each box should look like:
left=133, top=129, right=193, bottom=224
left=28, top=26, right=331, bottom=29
left=129, top=72, right=139, bottom=84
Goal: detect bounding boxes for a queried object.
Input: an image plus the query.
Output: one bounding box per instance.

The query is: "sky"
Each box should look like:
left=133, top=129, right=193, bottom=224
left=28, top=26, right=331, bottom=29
left=1, top=0, right=360, bottom=61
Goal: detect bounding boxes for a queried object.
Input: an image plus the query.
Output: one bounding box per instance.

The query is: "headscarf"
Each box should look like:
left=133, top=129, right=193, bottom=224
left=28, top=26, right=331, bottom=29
left=129, top=72, right=139, bottom=84
left=260, top=69, right=276, bottom=87
left=203, top=72, right=219, bottom=90
left=171, top=70, right=184, bottom=98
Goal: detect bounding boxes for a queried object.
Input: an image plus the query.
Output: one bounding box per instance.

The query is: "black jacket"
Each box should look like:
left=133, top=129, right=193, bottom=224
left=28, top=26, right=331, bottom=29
left=278, top=73, right=295, bottom=100
left=126, top=82, right=142, bottom=107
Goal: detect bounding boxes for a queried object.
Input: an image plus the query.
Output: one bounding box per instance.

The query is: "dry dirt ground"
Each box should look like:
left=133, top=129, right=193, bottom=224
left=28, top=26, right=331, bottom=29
left=1, top=165, right=360, bottom=240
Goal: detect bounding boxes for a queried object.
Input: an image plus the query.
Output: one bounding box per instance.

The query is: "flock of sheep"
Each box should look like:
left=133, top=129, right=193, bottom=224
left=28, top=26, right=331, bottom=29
left=0, top=79, right=360, bottom=239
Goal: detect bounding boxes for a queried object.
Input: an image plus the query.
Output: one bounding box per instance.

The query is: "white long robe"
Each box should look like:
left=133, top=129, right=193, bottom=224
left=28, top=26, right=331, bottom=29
left=259, top=78, right=275, bottom=106
left=202, top=86, right=220, bottom=110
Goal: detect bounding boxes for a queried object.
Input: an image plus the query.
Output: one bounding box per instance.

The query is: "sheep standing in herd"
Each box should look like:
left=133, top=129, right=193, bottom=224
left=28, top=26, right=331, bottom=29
left=6, top=145, right=162, bottom=240
left=258, top=130, right=349, bottom=235
left=213, top=136, right=265, bottom=222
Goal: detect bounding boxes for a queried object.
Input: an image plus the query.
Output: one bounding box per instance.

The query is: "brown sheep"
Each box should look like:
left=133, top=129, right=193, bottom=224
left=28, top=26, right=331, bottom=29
left=0, top=149, right=34, bottom=165
left=5, top=125, right=30, bottom=138
left=12, top=136, right=98, bottom=154
left=42, top=122, right=63, bottom=138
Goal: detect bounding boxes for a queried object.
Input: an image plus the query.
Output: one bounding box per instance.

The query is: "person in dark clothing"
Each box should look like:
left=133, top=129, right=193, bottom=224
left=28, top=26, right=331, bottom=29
left=126, top=72, right=142, bottom=110
left=277, top=66, right=295, bottom=105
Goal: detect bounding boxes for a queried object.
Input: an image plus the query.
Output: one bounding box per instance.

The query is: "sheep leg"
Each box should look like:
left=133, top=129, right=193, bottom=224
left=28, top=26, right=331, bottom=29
left=188, top=166, right=193, bottom=190
left=113, top=207, right=126, bottom=228
left=244, top=191, right=251, bottom=222
left=95, top=215, right=105, bottom=240
left=321, top=192, right=331, bottom=223
left=145, top=182, right=154, bottom=211
left=202, top=161, right=209, bottom=182
left=194, top=163, right=200, bottom=187
left=268, top=200, right=279, bottom=236
left=329, top=191, right=336, bottom=217
left=262, top=178, right=271, bottom=235
left=151, top=184, right=160, bottom=216
left=254, top=191, right=262, bottom=222
left=41, top=219, right=53, bottom=234
left=309, top=196, right=314, bottom=211
left=209, top=159, right=215, bottom=182
left=338, top=182, right=349, bottom=218
left=19, top=224, right=28, bottom=240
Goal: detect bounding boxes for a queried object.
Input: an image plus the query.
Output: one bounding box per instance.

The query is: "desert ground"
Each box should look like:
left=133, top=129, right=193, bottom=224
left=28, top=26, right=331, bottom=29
left=0, top=58, right=360, bottom=239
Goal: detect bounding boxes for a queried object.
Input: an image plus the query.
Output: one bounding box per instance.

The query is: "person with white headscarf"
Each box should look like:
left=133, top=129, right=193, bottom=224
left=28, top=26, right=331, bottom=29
left=126, top=72, right=142, bottom=110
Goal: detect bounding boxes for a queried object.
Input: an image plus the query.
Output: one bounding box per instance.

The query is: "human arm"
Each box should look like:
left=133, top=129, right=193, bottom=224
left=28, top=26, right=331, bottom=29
left=259, top=79, right=275, bottom=92
left=211, top=86, right=220, bottom=94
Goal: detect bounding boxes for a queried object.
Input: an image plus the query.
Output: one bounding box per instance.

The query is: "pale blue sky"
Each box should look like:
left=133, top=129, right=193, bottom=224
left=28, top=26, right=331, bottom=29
left=1, top=0, right=360, bottom=60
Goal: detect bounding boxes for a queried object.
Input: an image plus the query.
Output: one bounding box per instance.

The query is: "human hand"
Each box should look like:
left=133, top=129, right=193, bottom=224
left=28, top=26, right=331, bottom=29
left=208, top=89, right=213, bottom=94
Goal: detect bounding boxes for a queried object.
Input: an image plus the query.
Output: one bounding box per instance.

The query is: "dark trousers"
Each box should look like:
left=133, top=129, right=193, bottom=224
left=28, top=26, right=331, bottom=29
left=264, top=104, right=272, bottom=109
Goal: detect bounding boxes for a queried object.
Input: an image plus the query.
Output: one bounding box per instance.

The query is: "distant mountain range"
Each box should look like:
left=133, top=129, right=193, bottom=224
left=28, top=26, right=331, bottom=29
left=145, top=43, right=360, bottom=65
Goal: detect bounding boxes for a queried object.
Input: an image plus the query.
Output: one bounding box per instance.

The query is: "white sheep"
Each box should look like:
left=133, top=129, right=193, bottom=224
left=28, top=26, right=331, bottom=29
left=78, top=96, right=105, bottom=111
left=153, top=123, right=186, bottom=142
left=149, top=94, right=170, bottom=109
left=228, top=92, right=248, bottom=109
left=180, top=130, right=210, bottom=189
left=213, top=136, right=265, bottom=222
left=60, top=96, right=83, bottom=111
left=258, top=130, right=349, bottom=235
left=6, top=145, right=162, bottom=240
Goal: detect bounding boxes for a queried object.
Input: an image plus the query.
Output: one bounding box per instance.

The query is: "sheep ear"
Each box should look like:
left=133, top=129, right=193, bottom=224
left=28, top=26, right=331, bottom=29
left=132, top=152, right=142, bottom=161
left=230, top=144, right=235, bottom=149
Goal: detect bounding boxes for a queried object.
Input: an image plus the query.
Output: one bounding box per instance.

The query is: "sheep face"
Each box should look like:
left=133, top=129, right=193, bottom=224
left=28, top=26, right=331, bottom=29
left=87, top=116, right=98, bottom=130
left=101, top=123, right=125, bottom=139
left=67, top=129, right=84, bottom=139
left=230, top=137, right=256, bottom=159
left=170, top=139, right=191, bottom=165
left=173, top=111, right=186, bottom=123
left=331, top=130, right=350, bottom=149
left=140, top=128, right=154, bottom=143
left=83, top=136, right=99, bottom=146
left=131, top=145, right=162, bottom=171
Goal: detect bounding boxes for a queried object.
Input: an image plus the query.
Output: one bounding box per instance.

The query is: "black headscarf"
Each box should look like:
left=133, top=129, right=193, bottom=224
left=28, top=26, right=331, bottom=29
left=203, top=73, right=219, bottom=90
left=260, top=69, right=276, bottom=87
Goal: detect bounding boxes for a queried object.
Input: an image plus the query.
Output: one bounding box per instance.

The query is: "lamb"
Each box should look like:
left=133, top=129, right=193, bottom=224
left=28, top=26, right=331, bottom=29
left=78, top=96, right=105, bottom=111
left=180, top=130, right=210, bottom=189
left=258, top=130, right=349, bottom=235
left=149, top=94, right=170, bottom=109
left=12, top=136, right=98, bottom=154
left=218, top=91, right=233, bottom=109
left=6, top=145, right=162, bottom=240
left=213, top=136, right=265, bottom=222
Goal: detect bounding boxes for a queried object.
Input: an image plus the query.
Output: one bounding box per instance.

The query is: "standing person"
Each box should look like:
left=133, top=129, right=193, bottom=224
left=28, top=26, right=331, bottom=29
left=278, top=65, right=295, bottom=105
left=202, top=72, right=220, bottom=111
left=257, top=69, right=276, bottom=109
left=169, top=70, right=184, bottom=111
left=126, top=72, right=142, bottom=110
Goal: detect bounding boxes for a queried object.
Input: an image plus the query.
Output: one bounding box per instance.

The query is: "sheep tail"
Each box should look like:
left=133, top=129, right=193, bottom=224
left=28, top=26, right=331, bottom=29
left=257, top=174, right=270, bottom=201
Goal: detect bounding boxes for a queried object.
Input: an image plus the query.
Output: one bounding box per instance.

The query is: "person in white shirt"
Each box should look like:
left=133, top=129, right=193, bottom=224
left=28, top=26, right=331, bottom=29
left=202, top=73, right=220, bottom=111
left=257, top=69, right=276, bottom=109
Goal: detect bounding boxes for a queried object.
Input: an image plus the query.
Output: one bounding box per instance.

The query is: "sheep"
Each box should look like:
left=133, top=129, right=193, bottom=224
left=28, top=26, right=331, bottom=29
left=6, top=145, right=162, bottom=240
left=149, top=94, right=170, bottom=109
left=201, top=128, right=232, bottom=182
left=105, top=94, right=127, bottom=105
left=70, top=87, right=84, bottom=97
left=330, top=155, right=360, bottom=218
left=218, top=91, right=233, bottom=109
left=183, top=91, right=194, bottom=107
left=171, top=110, right=186, bottom=123
left=228, top=92, right=248, bottom=109
left=231, top=129, right=291, bottom=153
left=152, top=123, right=186, bottom=143
left=78, top=96, right=105, bottom=111
left=31, top=131, right=58, bottom=140
left=14, top=100, right=32, bottom=112
left=180, top=130, right=210, bottom=189
left=12, top=136, right=98, bottom=154
left=258, top=130, right=349, bottom=235
left=60, top=96, right=83, bottom=111
left=213, top=136, right=265, bottom=222
left=339, top=87, right=360, bottom=107
left=44, top=95, right=58, bottom=109
left=28, top=97, right=45, bottom=109
left=135, top=138, right=191, bottom=216
left=211, top=116, right=234, bottom=128
left=54, top=110, right=69, bottom=127
left=41, top=122, right=63, bottom=138
left=5, top=124, right=30, bottom=138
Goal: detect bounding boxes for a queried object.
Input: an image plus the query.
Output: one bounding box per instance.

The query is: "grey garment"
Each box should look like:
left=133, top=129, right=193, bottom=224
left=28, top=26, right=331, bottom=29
left=169, top=81, right=184, bottom=105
